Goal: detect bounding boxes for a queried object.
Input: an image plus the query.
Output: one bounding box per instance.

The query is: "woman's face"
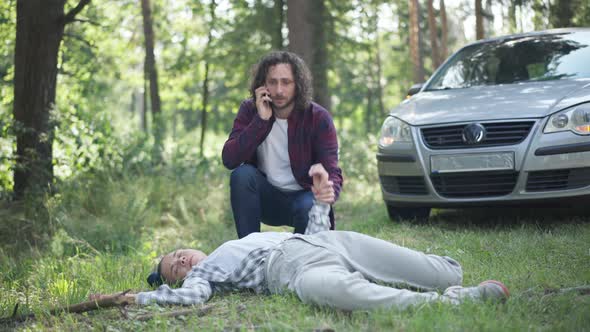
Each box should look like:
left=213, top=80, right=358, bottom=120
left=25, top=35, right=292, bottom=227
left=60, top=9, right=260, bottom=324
left=159, top=249, right=207, bottom=284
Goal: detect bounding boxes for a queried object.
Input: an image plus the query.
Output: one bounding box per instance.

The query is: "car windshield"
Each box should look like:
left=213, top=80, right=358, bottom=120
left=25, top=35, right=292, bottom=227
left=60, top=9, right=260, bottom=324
left=426, top=31, right=590, bottom=90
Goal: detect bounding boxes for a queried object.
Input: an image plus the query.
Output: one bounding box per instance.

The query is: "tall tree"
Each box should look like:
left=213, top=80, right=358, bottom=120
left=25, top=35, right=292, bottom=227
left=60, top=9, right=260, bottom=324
left=272, top=0, right=285, bottom=50
left=427, top=0, right=441, bottom=69
left=440, top=0, right=448, bottom=61
left=287, top=0, right=330, bottom=110
left=475, top=0, right=484, bottom=39
left=310, top=0, right=330, bottom=110
left=12, top=0, right=91, bottom=199
left=550, top=0, right=576, bottom=28
left=508, top=0, right=519, bottom=33
left=140, top=0, right=163, bottom=162
left=287, top=0, right=312, bottom=67
left=363, top=1, right=385, bottom=134
left=374, top=25, right=385, bottom=118
left=142, top=80, right=148, bottom=132
left=408, top=0, right=425, bottom=83
left=200, top=0, right=216, bottom=158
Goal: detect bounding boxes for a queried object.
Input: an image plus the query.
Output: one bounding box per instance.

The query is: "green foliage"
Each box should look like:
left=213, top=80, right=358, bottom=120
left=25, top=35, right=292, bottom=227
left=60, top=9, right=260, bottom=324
left=0, top=0, right=461, bottom=196
left=0, top=134, right=589, bottom=329
left=1, top=1, right=590, bottom=329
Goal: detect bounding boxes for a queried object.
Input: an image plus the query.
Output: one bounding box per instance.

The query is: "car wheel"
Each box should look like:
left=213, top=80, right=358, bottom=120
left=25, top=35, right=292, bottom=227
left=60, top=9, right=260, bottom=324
left=386, top=204, right=431, bottom=222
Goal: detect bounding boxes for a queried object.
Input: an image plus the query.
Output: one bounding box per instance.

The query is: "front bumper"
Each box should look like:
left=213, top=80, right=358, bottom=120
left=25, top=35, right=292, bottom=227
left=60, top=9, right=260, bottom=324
left=377, top=118, right=590, bottom=207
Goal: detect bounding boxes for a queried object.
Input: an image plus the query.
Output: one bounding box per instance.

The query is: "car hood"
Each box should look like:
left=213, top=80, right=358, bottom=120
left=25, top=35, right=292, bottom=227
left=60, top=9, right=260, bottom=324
left=390, top=78, right=590, bottom=126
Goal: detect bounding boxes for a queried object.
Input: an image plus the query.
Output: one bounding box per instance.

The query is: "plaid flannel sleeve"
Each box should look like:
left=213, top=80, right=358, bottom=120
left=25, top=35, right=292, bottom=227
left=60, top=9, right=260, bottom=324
left=304, top=201, right=331, bottom=235
left=221, top=100, right=272, bottom=169
left=135, top=276, right=212, bottom=305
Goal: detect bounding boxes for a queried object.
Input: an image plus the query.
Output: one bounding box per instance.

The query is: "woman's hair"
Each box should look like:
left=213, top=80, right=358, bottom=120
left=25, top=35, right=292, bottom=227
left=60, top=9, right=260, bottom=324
left=147, top=259, right=164, bottom=287
left=249, top=51, right=313, bottom=112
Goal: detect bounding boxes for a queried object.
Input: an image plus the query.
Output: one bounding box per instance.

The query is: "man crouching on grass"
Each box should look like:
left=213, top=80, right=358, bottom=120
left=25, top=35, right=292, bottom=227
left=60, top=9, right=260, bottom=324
left=91, top=164, right=509, bottom=311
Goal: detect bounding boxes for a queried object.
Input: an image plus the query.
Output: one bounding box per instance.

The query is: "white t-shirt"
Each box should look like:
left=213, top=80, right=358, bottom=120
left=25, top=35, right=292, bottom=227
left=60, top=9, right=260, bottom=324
left=256, top=118, right=303, bottom=191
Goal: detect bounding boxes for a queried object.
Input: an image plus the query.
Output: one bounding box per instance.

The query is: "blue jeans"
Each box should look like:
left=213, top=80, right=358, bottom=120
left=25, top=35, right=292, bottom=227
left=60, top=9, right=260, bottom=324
left=230, top=164, right=314, bottom=238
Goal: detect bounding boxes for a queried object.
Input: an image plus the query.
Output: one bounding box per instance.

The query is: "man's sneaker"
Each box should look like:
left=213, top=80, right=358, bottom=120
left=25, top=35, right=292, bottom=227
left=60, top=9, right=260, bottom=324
left=442, top=280, right=510, bottom=304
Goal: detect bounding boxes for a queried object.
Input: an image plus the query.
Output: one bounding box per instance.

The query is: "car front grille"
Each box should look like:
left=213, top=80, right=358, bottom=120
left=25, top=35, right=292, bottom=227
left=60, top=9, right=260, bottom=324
left=380, top=176, right=428, bottom=195
left=430, top=171, right=518, bottom=198
left=421, top=121, right=535, bottom=149
left=526, top=167, right=590, bottom=192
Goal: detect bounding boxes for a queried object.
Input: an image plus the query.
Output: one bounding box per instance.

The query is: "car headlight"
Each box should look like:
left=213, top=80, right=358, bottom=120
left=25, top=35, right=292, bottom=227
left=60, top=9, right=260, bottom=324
left=544, top=103, right=590, bottom=135
left=379, top=117, right=412, bottom=147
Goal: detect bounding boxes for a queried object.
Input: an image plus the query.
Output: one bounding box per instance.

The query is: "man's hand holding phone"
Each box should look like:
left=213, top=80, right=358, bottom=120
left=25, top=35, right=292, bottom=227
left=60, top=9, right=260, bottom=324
left=255, top=86, right=273, bottom=120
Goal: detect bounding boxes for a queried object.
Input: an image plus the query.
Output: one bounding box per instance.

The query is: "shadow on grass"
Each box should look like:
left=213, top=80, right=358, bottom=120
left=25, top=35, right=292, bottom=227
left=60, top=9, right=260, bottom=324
left=428, top=205, right=590, bottom=230
left=339, top=186, right=589, bottom=233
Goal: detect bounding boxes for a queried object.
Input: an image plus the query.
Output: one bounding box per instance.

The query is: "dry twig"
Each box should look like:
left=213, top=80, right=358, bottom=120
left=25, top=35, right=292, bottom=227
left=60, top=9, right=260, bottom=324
left=1, top=290, right=133, bottom=324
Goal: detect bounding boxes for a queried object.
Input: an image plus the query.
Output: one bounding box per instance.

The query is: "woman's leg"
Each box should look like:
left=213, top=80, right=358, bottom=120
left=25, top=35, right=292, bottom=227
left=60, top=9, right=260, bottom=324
left=268, top=237, right=506, bottom=311
left=294, top=258, right=442, bottom=311
left=267, top=239, right=441, bottom=310
left=308, top=231, right=463, bottom=291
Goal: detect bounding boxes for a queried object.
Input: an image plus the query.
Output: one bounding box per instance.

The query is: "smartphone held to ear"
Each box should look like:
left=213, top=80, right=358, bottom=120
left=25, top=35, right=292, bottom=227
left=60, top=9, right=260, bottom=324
left=263, top=92, right=272, bottom=104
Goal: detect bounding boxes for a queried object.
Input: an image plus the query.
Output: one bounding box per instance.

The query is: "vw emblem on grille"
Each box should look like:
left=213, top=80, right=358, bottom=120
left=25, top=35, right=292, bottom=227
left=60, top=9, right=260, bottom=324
left=462, top=123, right=486, bottom=144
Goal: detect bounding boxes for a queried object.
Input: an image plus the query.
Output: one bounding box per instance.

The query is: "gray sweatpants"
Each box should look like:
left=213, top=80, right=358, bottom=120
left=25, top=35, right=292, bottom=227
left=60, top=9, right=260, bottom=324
left=265, top=231, right=463, bottom=311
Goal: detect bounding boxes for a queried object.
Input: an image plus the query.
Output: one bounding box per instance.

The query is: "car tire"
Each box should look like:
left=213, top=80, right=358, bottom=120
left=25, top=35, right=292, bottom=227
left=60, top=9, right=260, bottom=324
left=386, top=204, right=431, bottom=222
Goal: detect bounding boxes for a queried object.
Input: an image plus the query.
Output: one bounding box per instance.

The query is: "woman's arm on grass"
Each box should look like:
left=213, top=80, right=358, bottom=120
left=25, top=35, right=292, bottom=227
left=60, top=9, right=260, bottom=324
left=135, top=276, right=213, bottom=305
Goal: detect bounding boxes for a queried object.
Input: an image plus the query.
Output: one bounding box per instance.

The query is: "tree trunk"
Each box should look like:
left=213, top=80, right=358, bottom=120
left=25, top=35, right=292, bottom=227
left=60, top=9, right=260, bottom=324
left=367, top=4, right=384, bottom=118
left=287, top=0, right=312, bottom=66
left=272, top=0, right=284, bottom=50
left=409, top=0, right=425, bottom=83
left=199, top=0, right=216, bottom=158
left=366, top=83, right=373, bottom=134
left=508, top=0, right=518, bottom=33
left=141, top=81, right=148, bottom=132
left=310, top=0, right=329, bottom=110
left=141, top=0, right=163, bottom=161
left=199, top=62, right=209, bottom=157
left=440, top=0, right=448, bottom=61
left=475, top=0, right=484, bottom=40
left=427, top=0, right=441, bottom=69
left=12, top=0, right=90, bottom=200
left=550, top=0, right=575, bottom=28
left=287, top=0, right=330, bottom=110
left=374, top=34, right=385, bottom=117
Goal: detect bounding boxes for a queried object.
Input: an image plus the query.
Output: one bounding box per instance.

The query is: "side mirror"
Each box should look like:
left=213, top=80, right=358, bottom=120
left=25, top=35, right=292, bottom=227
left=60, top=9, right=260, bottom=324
left=406, top=83, right=424, bottom=98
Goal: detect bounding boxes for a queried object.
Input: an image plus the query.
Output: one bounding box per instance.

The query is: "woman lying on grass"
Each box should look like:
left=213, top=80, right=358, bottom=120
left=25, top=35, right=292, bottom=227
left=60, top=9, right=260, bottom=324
left=91, top=165, right=509, bottom=311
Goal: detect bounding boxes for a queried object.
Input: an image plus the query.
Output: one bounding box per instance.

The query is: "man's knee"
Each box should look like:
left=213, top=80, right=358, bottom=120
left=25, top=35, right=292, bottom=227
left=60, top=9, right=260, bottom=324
left=230, top=164, right=259, bottom=189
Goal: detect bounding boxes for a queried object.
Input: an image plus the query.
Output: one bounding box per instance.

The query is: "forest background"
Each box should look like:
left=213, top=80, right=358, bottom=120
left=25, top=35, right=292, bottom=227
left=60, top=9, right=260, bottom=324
left=0, top=0, right=589, bottom=330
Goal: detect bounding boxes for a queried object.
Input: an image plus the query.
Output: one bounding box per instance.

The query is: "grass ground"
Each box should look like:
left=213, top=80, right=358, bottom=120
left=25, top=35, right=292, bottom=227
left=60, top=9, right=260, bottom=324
left=0, top=138, right=589, bottom=331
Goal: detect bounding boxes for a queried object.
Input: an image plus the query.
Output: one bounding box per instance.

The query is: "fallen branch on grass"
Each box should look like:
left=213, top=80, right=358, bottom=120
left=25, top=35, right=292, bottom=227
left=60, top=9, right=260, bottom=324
left=1, top=290, right=133, bottom=324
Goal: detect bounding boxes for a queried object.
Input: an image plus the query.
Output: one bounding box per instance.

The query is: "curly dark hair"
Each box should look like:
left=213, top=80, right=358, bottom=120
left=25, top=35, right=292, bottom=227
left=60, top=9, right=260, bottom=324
left=249, top=51, right=313, bottom=112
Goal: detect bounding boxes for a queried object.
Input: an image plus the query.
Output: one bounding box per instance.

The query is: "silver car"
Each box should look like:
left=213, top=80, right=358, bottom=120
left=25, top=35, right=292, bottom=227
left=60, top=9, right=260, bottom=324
left=377, top=28, right=590, bottom=221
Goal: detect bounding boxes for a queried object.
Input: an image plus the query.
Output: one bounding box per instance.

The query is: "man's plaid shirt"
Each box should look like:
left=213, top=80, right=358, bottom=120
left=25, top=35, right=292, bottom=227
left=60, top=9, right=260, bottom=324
left=221, top=99, right=343, bottom=228
left=136, top=203, right=330, bottom=305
